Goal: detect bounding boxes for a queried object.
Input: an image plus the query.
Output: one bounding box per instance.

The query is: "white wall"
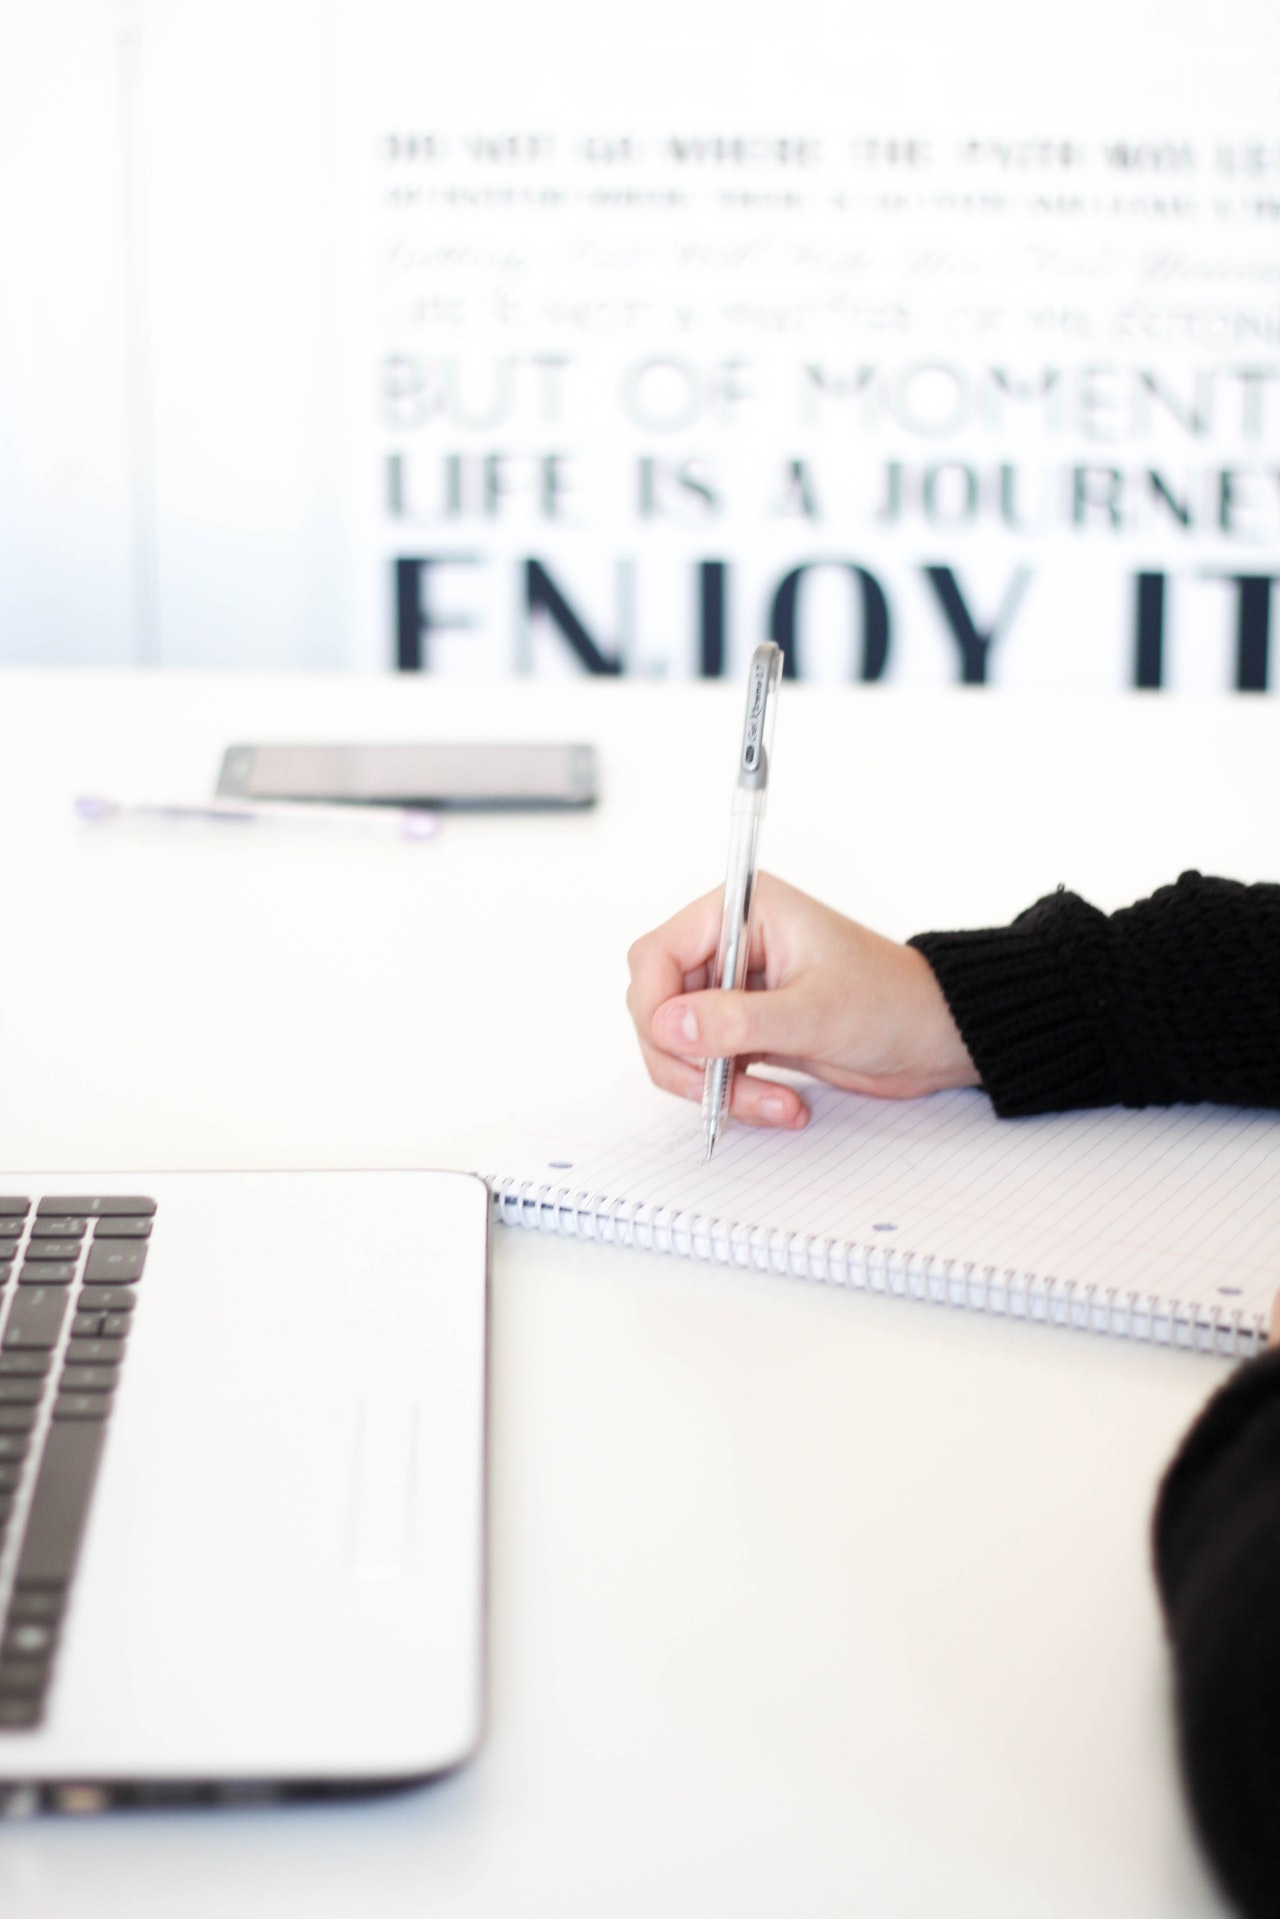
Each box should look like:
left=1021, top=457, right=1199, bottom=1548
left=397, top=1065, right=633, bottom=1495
left=0, top=0, right=346, bottom=669
left=0, top=0, right=135, bottom=663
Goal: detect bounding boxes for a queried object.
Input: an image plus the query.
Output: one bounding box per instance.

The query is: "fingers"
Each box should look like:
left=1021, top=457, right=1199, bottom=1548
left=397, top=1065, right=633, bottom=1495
left=650, top=981, right=822, bottom=1069
left=625, top=888, right=723, bottom=1037
left=627, top=876, right=810, bottom=1131
left=728, top=1070, right=809, bottom=1129
left=633, top=1034, right=808, bottom=1128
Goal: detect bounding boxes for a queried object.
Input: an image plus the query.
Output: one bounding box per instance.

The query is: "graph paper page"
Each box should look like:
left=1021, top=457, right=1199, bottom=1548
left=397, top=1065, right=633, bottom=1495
left=481, top=1080, right=1280, bottom=1318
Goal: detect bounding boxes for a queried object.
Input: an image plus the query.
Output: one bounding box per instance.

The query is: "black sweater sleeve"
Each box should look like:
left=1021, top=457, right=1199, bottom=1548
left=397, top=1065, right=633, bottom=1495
left=908, top=871, right=1280, bottom=1117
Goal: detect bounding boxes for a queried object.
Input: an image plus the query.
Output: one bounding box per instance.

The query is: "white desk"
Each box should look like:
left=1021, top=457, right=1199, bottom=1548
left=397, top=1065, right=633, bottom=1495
left=1, top=671, right=1277, bottom=1919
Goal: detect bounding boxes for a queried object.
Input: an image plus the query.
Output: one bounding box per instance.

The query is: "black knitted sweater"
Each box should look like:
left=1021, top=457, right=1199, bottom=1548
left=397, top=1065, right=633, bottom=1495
left=908, top=870, right=1280, bottom=1118
left=912, top=872, right=1280, bottom=1919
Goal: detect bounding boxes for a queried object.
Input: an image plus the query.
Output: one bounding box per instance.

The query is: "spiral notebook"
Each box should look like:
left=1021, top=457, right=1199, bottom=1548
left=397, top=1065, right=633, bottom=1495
left=481, top=1080, right=1280, bottom=1358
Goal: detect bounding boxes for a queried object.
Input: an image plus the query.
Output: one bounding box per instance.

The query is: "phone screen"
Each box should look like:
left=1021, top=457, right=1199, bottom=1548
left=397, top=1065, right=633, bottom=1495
left=217, top=743, right=597, bottom=810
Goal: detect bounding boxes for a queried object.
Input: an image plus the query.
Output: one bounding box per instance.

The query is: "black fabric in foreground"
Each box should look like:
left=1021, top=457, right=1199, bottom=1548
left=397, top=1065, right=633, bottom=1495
left=1153, top=1350, right=1280, bottom=1919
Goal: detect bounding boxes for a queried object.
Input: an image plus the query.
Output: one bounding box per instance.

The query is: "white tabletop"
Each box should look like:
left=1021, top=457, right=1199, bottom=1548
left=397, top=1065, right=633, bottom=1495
left=1, top=669, right=1276, bottom=1917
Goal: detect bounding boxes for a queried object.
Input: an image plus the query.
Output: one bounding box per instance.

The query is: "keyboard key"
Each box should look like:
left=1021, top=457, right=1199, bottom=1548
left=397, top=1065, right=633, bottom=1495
left=17, top=1262, right=77, bottom=1286
left=53, top=1393, right=112, bottom=1421
left=59, top=1365, right=117, bottom=1393
left=21, top=1241, right=81, bottom=1262
left=0, top=1698, right=40, bottom=1728
left=37, top=1196, right=155, bottom=1218
left=3, top=1286, right=69, bottom=1349
left=84, top=1289, right=137, bottom=1317
left=0, top=1493, right=12, bottom=1524
left=30, top=1220, right=87, bottom=1241
left=0, top=1379, right=43, bottom=1406
left=92, top=1217, right=152, bottom=1239
left=102, top=1313, right=133, bottom=1338
left=0, top=1434, right=31, bottom=1463
left=0, top=1200, right=31, bottom=1219
left=0, top=1407, right=39, bottom=1433
left=0, top=1464, right=21, bottom=1493
left=65, top=1339, right=117, bottom=1366
left=71, top=1310, right=106, bottom=1338
left=0, top=1220, right=23, bottom=1239
left=15, top=1416, right=108, bottom=1585
left=3, top=1622, right=57, bottom=1659
left=84, top=1244, right=146, bottom=1284
left=7, top=1591, right=63, bottom=1625
left=0, top=1352, right=50, bottom=1378
left=0, top=1658, right=49, bottom=1697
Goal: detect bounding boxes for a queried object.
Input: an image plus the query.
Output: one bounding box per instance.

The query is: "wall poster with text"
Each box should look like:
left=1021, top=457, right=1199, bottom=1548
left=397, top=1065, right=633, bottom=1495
left=338, top=0, right=1280, bottom=689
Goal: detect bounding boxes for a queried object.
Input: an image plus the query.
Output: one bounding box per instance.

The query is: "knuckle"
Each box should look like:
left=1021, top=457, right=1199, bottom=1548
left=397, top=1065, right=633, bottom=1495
left=713, top=997, right=752, bottom=1056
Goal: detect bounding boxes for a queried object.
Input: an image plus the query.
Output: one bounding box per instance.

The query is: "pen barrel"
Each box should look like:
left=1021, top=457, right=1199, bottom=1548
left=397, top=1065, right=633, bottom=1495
left=704, top=641, right=780, bottom=1159
left=713, top=801, right=765, bottom=995
left=702, top=800, right=766, bottom=1149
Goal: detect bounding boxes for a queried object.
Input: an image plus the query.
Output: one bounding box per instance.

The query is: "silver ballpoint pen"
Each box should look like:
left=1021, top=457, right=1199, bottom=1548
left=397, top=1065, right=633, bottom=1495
left=701, top=642, right=783, bottom=1160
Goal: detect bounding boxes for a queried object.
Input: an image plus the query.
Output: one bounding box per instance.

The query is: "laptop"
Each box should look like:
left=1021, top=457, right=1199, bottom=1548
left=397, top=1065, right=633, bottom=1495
left=0, top=1168, right=489, bottom=1810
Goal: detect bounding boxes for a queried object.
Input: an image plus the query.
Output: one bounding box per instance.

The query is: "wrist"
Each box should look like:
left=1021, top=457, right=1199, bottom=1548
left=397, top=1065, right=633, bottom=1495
left=901, top=944, right=979, bottom=1092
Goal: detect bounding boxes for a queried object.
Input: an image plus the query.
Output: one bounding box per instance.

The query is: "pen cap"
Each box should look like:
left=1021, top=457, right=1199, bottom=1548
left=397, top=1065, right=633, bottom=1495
left=737, top=643, right=782, bottom=794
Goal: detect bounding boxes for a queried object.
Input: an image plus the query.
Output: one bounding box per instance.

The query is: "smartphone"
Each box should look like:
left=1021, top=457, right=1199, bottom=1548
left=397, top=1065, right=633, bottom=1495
left=217, top=742, right=598, bottom=811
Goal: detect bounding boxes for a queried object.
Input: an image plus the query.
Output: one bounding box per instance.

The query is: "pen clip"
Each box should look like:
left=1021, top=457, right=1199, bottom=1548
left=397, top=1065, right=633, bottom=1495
left=738, top=643, right=782, bottom=792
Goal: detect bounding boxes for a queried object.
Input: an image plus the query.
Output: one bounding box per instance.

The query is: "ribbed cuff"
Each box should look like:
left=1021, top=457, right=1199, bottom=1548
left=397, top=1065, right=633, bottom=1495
left=908, top=922, right=1119, bottom=1117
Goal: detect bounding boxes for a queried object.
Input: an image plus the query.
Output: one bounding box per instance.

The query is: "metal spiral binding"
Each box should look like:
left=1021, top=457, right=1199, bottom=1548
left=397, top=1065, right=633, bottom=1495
left=485, top=1177, right=1265, bottom=1358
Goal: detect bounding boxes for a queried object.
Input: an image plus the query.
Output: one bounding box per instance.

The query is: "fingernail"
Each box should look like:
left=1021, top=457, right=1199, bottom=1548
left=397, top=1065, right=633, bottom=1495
left=760, top=1094, right=789, bottom=1121
left=658, top=1002, right=699, bottom=1047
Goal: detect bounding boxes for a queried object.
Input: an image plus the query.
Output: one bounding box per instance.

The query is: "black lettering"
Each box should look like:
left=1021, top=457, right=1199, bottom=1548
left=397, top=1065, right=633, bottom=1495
left=922, top=464, right=979, bottom=526
left=524, top=560, right=623, bottom=674
left=1072, top=466, right=1125, bottom=528
left=636, top=456, right=718, bottom=520
left=998, top=463, right=1051, bottom=532
left=1214, top=573, right=1279, bottom=691
left=768, top=563, right=890, bottom=681
left=1138, top=371, right=1212, bottom=436
left=1146, top=471, right=1192, bottom=528
left=698, top=562, right=727, bottom=678
left=875, top=461, right=902, bottom=522
left=777, top=459, right=820, bottom=519
left=922, top=566, right=1029, bottom=684
left=394, top=556, right=479, bottom=671
left=1133, top=572, right=1166, bottom=687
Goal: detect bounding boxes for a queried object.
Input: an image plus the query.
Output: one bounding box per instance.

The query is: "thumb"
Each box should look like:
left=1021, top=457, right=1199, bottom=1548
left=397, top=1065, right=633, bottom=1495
left=652, top=983, right=817, bottom=1062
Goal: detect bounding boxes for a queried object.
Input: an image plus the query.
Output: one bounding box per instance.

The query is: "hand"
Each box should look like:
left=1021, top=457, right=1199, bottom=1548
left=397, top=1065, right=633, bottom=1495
left=626, top=872, right=979, bottom=1130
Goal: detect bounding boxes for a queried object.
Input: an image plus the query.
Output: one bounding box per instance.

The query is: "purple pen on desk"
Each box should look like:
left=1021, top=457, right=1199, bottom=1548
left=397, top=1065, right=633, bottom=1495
left=74, top=796, right=440, bottom=840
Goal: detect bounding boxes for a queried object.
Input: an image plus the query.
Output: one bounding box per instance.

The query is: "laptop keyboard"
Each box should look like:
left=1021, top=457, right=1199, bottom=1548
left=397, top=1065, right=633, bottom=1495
left=0, top=1196, right=153, bottom=1732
